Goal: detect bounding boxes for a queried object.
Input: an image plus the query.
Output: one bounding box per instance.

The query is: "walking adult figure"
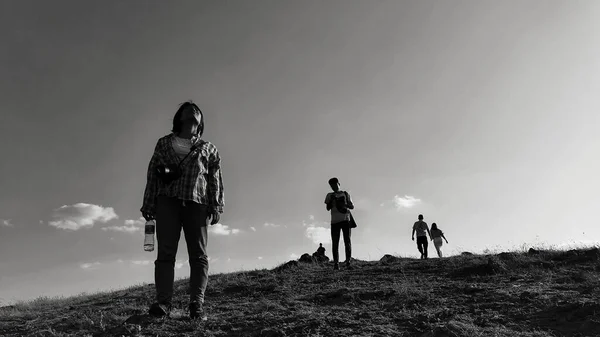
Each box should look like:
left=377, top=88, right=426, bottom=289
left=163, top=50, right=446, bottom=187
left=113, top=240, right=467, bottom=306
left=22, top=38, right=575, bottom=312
left=325, top=177, right=354, bottom=270
left=141, top=101, right=224, bottom=320
left=412, top=214, right=431, bottom=259
left=430, top=223, right=449, bottom=258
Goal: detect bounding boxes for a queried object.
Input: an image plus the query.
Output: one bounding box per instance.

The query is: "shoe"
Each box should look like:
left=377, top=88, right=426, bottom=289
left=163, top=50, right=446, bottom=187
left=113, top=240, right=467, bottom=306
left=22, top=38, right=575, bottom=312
left=189, top=302, right=207, bottom=321
left=333, top=263, right=340, bottom=270
left=344, top=260, right=351, bottom=268
left=148, top=302, right=171, bottom=317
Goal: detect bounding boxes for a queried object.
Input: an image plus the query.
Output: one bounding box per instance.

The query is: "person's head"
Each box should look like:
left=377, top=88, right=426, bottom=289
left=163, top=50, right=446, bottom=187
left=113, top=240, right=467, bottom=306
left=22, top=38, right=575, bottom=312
left=418, top=214, right=424, bottom=220
left=328, top=177, right=340, bottom=192
left=172, top=101, right=205, bottom=137
left=319, top=243, right=323, bottom=247
left=431, top=223, right=438, bottom=230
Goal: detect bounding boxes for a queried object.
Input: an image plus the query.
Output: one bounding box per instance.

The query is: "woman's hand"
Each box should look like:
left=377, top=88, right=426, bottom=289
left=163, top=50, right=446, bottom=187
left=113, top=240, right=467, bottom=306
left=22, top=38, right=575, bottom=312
left=208, top=209, right=220, bottom=225
left=142, top=212, right=155, bottom=222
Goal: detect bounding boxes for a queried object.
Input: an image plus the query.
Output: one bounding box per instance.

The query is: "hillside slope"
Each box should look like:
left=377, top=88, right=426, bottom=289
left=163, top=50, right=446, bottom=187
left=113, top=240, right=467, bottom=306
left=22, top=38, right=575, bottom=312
left=1, top=248, right=600, bottom=337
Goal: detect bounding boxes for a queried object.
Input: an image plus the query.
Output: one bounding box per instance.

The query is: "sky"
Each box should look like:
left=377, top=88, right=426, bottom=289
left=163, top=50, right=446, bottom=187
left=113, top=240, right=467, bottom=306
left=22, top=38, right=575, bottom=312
left=2, top=0, right=600, bottom=305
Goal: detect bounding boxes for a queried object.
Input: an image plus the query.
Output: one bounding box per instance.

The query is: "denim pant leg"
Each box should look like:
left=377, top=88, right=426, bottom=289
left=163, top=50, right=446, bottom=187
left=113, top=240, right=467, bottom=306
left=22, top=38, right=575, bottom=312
left=155, top=196, right=182, bottom=305
left=341, top=221, right=352, bottom=262
left=330, top=223, right=342, bottom=264
left=182, top=202, right=209, bottom=304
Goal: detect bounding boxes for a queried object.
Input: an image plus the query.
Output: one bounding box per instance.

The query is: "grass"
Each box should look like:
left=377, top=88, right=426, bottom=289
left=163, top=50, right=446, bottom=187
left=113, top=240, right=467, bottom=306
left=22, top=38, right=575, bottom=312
left=2, top=247, right=600, bottom=336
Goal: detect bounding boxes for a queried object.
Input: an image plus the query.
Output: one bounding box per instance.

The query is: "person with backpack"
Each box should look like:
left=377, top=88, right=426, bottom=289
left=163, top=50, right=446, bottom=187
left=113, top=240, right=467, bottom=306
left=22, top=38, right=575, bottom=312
left=141, top=101, right=224, bottom=320
left=324, top=177, right=354, bottom=270
left=412, top=214, right=431, bottom=259
left=430, top=223, right=449, bottom=258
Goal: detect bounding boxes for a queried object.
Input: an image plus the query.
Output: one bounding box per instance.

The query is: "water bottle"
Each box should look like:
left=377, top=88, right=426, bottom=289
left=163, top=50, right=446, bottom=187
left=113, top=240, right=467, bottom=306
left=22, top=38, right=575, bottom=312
left=144, top=220, right=156, bottom=252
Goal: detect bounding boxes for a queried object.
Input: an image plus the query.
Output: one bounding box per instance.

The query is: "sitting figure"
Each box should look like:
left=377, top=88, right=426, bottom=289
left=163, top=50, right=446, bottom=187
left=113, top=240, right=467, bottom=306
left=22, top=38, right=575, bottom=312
left=312, top=243, right=330, bottom=263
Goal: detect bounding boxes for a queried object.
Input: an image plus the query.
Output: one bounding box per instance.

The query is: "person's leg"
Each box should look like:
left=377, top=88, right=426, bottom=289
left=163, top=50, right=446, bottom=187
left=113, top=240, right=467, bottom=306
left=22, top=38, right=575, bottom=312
left=154, top=196, right=182, bottom=308
left=416, top=237, right=424, bottom=258
left=330, top=223, right=341, bottom=267
left=423, top=238, right=428, bottom=259
left=341, top=221, right=352, bottom=264
left=434, top=238, right=443, bottom=258
left=181, top=202, right=209, bottom=307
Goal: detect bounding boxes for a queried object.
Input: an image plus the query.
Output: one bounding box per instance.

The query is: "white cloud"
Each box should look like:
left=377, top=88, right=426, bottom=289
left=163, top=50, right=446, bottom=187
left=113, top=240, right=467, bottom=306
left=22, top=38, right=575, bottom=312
left=175, top=261, right=185, bottom=269
left=1, top=219, right=14, bottom=227
left=80, top=262, right=101, bottom=270
left=304, top=217, right=330, bottom=245
left=258, top=256, right=263, bottom=260
left=48, top=203, right=118, bottom=231
left=227, top=258, right=231, bottom=262
left=208, top=223, right=241, bottom=236
left=131, top=260, right=152, bottom=266
left=393, top=195, right=422, bottom=209
left=290, top=253, right=299, bottom=259
left=117, top=259, right=124, bottom=263
left=250, top=227, right=256, bottom=232
left=103, top=217, right=147, bottom=234
left=124, top=217, right=145, bottom=226
left=102, top=225, right=141, bottom=233
left=309, top=215, right=315, bottom=221
left=263, top=222, right=280, bottom=228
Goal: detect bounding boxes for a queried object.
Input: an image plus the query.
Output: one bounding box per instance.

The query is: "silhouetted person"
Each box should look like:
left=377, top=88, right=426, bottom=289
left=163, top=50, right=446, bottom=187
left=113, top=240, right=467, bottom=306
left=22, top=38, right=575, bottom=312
left=141, top=101, right=224, bottom=320
left=316, top=243, right=326, bottom=256
left=412, top=214, right=431, bottom=259
left=325, top=177, right=354, bottom=270
left=430, top=223, right=449, bottom=258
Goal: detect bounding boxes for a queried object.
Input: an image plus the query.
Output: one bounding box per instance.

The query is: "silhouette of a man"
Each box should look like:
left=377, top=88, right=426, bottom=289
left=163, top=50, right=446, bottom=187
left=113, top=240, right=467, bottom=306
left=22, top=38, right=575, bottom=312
left=412, top=214, right=431, bottom=259
left=316, top=243, right=326, bottom=256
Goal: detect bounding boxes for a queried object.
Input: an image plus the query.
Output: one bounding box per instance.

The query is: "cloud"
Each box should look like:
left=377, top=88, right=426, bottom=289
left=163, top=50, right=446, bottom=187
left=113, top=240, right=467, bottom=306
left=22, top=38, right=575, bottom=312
left=250, top=227, right=256, bottom=232
left=48, top=203, right=118, bottom=230
left=258, top=256, right=263, bottom=260
left=263, top=223, right=280, bottom=228
left=386, top=195, right=422, bottom=209
left=290, top=253, right=299, bottom=259
left=208, top=223, right=240, bottom=236
left=124, top=217, right=145, bottom=226
left=130, top=260, right=152, bottom=266
left=102, top=225, right=141, bottom=233
left=303, top=217, right=330, bottom=245
left=1, top=219, right=14, bottom=227
left=80, top=262, right=101, bottom=270
left=175, top=261, right=185, bottom=269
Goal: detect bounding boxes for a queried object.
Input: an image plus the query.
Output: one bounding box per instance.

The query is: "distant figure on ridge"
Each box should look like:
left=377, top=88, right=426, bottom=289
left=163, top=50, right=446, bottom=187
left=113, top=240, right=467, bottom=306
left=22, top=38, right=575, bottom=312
left=141, top=101, right=224, bottom=320
left=316, top=243, right=326, bottom=256
left=430, top=223, right=449, bottom=258
left=312, top=243, right=329, bottom=262
left=412, top=214, right=431, bottom=259
left=325, top=177, right=354, bottom=270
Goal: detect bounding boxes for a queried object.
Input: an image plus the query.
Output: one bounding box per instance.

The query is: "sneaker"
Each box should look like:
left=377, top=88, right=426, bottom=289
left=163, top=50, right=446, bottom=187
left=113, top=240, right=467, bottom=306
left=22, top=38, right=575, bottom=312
left=189, top=302, right=207, bottom=321
left=344, top=260, right=351, bottom=267
left=333, top=263, right=340, bottom=270
left=148, top=302, right=171, bottom=317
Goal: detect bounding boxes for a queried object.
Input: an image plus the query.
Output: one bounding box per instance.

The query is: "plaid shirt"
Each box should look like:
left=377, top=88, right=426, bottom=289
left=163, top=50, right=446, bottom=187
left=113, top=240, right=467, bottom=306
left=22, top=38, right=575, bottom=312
left=141, top=133, right=224, bottom=216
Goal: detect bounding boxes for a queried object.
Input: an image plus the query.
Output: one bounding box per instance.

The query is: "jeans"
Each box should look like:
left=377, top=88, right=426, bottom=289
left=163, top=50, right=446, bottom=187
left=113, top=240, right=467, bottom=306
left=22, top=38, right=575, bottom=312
left=331, top=221, right=351, bottom=263
left=155, top=196, right=209, bottom=305
left=416, top=236, right=428, bottom=258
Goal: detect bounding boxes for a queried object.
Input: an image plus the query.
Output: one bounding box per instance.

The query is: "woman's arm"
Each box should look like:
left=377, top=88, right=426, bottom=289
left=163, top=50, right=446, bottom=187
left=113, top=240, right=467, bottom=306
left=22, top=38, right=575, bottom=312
left=207, top=148, right=224, bottom=217
left=141, top=141, right=161, bottom=220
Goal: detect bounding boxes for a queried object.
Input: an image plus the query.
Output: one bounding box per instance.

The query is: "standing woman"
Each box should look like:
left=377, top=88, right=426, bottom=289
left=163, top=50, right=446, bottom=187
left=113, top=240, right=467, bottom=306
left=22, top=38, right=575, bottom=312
left=141, top=101, right=224, bottom=320
left=430, top=223, right=449, bottom=258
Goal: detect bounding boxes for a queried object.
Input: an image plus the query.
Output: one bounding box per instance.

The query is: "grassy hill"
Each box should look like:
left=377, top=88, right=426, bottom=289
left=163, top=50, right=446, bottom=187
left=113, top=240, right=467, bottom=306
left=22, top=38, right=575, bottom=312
left=1, top=247, right=600, bottom=337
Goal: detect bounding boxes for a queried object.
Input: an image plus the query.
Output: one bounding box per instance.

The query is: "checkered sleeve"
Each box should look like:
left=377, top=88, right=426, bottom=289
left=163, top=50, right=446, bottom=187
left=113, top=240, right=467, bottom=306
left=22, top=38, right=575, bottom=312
left=207, top=146, right=224, bottom=214
left=140, top=140, right=161, bottom=216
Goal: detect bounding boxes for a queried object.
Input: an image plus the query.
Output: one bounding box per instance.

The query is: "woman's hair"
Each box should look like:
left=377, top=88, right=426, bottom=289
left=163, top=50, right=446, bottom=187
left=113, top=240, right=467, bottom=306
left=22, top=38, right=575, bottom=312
left=328, top=177, right=339, bottom=185
left=431, top=223, right=438, bottom=230
left=172, top=101, right=205, bottom=137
